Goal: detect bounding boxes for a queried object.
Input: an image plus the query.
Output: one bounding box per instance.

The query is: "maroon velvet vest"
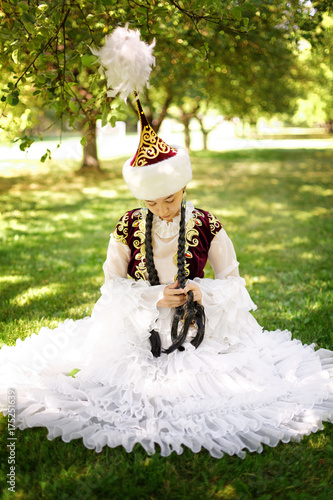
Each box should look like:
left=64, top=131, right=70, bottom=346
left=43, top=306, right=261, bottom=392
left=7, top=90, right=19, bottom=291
left=112, top=208, right=222, bottom=281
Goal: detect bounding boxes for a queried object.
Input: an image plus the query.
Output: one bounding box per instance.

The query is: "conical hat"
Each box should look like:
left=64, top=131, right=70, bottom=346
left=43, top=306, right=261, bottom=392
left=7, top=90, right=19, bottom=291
left=123, top=96, right=192, bottom=200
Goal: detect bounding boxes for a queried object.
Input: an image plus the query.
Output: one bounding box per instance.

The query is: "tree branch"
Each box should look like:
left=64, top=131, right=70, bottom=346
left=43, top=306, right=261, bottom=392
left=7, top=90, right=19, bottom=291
left=168, top=0, right=247, bottom=35
left=74, top=0, right=97, bottom=44
left=14, top=7, right=71, bottom=88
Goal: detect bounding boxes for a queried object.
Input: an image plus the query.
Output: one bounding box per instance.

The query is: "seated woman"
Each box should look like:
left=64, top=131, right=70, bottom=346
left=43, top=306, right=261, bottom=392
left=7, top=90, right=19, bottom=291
left=0, top=97, right=332, bottom=459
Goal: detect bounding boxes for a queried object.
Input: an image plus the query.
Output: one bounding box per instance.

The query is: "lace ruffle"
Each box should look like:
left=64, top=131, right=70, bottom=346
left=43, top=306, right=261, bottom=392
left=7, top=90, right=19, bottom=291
left=1, top=276, right=332, bottom=458
left=152, top=201, right=194, bottom=238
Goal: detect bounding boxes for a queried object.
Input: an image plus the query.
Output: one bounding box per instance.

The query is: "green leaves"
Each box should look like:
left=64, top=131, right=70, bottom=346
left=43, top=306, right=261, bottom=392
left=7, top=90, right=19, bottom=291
left=68, top=368, right=81, bottom=378
left=101, top=0, right=116, bottom=6
left=81, top=55, right=98, bottom=67
left=227, top=2, right=257, bottom=33
left=6, top=93, right=20, bottom=106
left=69, top=100, right=80, bottom=113
left=40, top=148, right=52, bottom=163
left=12, top=49, right=20, bottom=64
left=0, top=0, right=329, bottom=156
left=22, top=11, right=35, bottom=24
left=1, top=84, right=20, bottom=106
left=231, top=6, right=242, bottom=20
left=243, top=2, right=257, bottom=14
left=17, top=1, right=29, bottom=12
left=19, top=135, right=34, bottom=151
left=37, top=3, right=49, bottom=11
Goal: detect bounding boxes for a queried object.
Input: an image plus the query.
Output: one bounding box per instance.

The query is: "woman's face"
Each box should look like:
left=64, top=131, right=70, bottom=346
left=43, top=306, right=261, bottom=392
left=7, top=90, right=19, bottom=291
left=144, top=188, right=184, bottom=222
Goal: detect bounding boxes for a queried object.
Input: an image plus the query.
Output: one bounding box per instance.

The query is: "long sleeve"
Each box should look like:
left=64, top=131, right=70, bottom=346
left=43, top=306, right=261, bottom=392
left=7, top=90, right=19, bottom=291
left=191, top=228, right=260, bottom=348
left=98, top=235, right=165, bottom=342
left=208, top=228, right=240, bottom=279
left=103, top=234, right=131, bottom=281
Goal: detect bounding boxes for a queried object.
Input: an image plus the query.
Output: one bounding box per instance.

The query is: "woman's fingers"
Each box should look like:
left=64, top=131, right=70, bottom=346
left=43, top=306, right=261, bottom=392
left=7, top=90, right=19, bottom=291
left=184, top=283, right=202, bottom=304
left=158, top=282, right=202, bottom=307
left=165, top=281, right=179, bottom=290
left=157, top=282, right=187, bottom=307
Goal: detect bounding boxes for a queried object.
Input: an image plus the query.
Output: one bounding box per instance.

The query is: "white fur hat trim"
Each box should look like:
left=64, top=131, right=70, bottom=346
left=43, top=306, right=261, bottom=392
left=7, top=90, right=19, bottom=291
left=122, top=145, right=192, bottom=200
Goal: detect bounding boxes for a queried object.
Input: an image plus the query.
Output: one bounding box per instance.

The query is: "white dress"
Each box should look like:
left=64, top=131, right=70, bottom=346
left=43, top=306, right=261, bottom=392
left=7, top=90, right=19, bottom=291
left=0, top=202, right=332, bottom=458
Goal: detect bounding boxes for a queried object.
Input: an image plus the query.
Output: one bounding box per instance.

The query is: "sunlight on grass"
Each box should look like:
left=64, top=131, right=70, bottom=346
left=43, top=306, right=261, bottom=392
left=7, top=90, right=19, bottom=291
left=53, top=213, right=71, bottom=221
left=299, top=184, right=333, bottom=197
left=243, top=275, right=269, bottom=287
left=0, top=275, right=30, bottom=285
left=63, top=231, right=83, bottom=239
left=214, top=207, right=248, bottom=218
left=4, top=220, right=30, bottom=232
left=300, top=251, right=321, bottom=261
left=214, top=484, right=238, bottom=498
left=11, top=284, right=62, bottom=307
left=81, top=187, right=119, bottom=198
left=308, top=433, right=331, bottom=450
left=295, top=207, right=330, bottom=221
left=246, top=242, right=286, bottom=252
left=0, top=159, right=75, bottom=177
left=292, top=236, right=310, bottom=245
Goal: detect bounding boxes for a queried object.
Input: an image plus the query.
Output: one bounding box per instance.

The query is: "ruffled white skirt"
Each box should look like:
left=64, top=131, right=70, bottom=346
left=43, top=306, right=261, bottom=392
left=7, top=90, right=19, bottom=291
left=1, top=276, right=332, bottom=458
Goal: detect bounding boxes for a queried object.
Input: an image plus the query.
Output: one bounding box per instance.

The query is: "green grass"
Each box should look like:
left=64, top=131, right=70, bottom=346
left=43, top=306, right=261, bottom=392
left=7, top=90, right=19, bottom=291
left=0, top=148, right=332, bottom=499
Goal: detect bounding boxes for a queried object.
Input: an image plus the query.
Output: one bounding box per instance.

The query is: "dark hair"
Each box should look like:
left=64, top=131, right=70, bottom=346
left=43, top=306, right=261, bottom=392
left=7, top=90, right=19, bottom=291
left=145, top=209, right=162, bottom=357
left=145, top=200, right=205, bottom=357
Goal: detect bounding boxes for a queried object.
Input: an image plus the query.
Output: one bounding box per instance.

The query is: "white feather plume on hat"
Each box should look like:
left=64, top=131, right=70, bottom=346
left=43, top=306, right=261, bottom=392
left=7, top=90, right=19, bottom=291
left=91, top=25, right=155, bottom=101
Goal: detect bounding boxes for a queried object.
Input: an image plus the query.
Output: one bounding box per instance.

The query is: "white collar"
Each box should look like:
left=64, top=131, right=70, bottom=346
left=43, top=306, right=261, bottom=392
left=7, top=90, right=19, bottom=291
left=152, top=201, right=195, bottom=238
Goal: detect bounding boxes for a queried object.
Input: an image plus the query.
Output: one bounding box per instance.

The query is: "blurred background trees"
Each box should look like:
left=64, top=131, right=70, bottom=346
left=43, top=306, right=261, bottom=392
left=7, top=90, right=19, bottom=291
left=0, top=0, right=332, bottom=170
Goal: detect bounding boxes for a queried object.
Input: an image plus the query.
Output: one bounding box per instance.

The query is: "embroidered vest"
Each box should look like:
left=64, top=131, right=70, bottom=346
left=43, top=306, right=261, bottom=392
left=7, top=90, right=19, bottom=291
left=112, top=208, right=222, bottom=281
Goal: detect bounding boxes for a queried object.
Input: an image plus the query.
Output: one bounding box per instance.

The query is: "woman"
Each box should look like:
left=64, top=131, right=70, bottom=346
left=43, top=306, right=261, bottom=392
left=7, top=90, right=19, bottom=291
left=1, top=26, right=332, bottom=458
left=1, top=112, right=332, bottom=458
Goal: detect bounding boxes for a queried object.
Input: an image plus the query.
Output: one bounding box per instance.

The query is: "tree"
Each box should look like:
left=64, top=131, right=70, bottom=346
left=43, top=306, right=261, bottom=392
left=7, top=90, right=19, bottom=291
left=1, top=1, right=331, bottom=167
left=292, top=13, right=333, bottom=131
left=0, top=0, right=254, bottom=170
left=143, top=1, right=333, bottom=150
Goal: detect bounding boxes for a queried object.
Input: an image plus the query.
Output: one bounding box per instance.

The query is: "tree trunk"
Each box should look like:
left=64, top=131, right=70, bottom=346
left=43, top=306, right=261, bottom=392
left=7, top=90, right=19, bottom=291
left=183, top=117, right=191, bottom=151
left=202, top=130, right=208, bottom=150
left=197, top=115, right=208, bottom=151
left=178, top=102, right=200, bottom=152
left=153, top=91, right=173, bottom=133
left=128, top=88, right=173, bottom=134
left=326, top=120, right=333, bottom=134
left=80, top=118, right=101, bottom=171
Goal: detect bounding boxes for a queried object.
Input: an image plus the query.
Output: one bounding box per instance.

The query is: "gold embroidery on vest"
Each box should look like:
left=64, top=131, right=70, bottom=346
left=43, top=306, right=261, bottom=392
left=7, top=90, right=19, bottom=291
left=133, top=209, right=148, bottom=280
left=208, top=212, right=222, bottom=235
left=113, top=212, right=129, bottom=245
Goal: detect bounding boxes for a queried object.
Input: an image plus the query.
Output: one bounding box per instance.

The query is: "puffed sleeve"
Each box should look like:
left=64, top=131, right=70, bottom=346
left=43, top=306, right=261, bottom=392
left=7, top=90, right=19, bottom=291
left=103, top=234, right=131, bottom=282
left=192, top=228, right=259, bottom=347
left=208, top=228, right=240, bottom=279
left=99, top=232, right=165, bottom=341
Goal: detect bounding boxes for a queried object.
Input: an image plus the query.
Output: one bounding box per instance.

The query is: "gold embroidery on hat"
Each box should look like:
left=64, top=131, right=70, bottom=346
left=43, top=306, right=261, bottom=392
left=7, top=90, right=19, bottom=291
left=133, top=116, right=177, bottom=167
left=132, top=95, right=177, bottom=167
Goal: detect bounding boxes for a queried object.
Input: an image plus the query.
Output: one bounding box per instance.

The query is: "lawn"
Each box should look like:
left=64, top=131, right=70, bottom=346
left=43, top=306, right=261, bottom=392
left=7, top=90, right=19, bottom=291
left=0, top=148, right=332, bottom=499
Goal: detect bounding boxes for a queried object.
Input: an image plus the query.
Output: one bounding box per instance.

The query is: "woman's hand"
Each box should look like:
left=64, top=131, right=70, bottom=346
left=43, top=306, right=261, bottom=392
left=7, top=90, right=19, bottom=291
left=157, top=281, right=186, bottom=308
left=184, top=282, right=202, bottom=305
left=157, top=281, right=202, bottom=308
